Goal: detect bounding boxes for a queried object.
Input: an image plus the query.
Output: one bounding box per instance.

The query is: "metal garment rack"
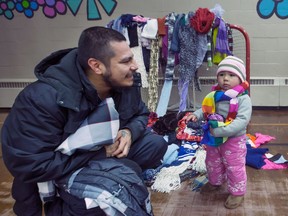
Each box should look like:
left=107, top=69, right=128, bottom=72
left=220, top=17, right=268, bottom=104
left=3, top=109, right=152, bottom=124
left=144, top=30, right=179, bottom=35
left=190, top=23, right=251, bottom=111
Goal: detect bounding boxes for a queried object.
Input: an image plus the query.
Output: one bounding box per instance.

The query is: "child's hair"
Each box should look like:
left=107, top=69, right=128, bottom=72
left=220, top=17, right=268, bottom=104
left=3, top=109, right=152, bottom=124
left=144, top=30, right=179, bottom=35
left=216, top=56, right=246, bottom=82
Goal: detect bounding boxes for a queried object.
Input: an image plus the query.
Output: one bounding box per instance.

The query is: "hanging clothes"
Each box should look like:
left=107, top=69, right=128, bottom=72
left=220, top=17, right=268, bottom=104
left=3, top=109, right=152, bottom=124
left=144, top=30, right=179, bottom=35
left=178, top=21, right=198, bottom=112
left=156, top=12, right=177, bottom=117
left=215, top=18, right=232, bottom=55
left=131, top=25, right=149, bottom=88
left=212, top=17, right=231, bottom=64
left=147, top=38, right=160, bottom=112
left=190, top=7, right=215, bottom=34
left=106, top=8, right=234, bottom=116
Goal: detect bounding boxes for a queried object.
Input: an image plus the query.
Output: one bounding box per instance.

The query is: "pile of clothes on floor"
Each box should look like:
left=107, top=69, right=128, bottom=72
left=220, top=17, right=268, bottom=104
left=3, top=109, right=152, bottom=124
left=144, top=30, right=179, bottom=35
left=144, top=111, right=206, bottom=193
left=246, top=133, right=288, bottom=170
left=144, top=112, right=288, bottom=193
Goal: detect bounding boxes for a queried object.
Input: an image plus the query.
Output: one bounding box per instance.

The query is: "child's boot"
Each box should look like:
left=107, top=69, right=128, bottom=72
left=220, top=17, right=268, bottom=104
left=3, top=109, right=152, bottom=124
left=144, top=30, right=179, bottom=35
left=224, top=194, right=244, bottom=209
left=200, top=182, right=221, bottom=194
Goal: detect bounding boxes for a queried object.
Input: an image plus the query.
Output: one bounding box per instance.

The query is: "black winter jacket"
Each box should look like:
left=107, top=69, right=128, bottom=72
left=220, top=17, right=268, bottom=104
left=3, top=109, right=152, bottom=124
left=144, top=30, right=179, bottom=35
left=1, top=48, right=150, bottom=183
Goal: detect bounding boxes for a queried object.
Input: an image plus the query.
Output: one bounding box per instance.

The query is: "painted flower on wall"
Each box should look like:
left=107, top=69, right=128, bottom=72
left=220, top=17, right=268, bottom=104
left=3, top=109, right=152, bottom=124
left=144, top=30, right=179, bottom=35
left=37, top=0, right=66, bottom=18
left=0, top=0, right=15, bottom=19
left=0, top=0, right=117, bottom=20
left=14, top=0, right=39, bottom=18
left=257, top=0, right=288, bottom=19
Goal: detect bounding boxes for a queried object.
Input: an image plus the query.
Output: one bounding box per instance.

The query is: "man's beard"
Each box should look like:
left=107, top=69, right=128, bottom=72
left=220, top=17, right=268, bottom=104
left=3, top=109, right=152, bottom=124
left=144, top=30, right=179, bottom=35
left=103, top=69, right=114, bottom=87
left=103, top=68, right=133, bottom=88
left=103, top=69, right=125, bottom=88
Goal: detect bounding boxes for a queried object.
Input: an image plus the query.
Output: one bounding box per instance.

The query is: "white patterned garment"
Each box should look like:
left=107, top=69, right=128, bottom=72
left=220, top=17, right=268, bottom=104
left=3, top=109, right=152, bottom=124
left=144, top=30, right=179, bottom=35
left=56, top=98, right=119, bottom=155
left=38, top=98, right=120, bottom=202
left=131, top=26, right=149, bottom=88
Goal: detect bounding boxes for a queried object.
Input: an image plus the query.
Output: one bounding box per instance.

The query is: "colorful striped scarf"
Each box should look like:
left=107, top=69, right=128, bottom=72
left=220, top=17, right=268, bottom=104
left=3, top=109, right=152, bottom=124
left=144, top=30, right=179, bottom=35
left=201, top=81, right=249, bottom=146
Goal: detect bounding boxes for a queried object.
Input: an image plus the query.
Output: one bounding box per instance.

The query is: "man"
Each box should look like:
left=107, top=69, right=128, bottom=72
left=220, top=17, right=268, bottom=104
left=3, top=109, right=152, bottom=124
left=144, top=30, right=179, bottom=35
left=1, top=26, right=167, bottom=215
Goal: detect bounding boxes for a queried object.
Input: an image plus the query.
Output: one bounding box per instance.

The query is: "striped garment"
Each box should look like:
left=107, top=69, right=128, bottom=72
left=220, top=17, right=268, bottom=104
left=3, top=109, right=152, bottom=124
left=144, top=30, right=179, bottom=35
left=55, top=97, right=119, bottom=155
left=38, top=97, right=120, bottom=202
left=201, top=81, right=249, bottom=146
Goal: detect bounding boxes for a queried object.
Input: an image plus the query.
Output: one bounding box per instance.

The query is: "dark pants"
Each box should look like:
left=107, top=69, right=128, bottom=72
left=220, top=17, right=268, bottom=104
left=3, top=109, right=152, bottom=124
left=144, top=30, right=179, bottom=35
left=11, top=177, right=106, bottom=216
left=127, top=129, right=168, bottom=170
left=11, top=129, right=167, bottom=215
left=12, top=178, right=43, bottom=216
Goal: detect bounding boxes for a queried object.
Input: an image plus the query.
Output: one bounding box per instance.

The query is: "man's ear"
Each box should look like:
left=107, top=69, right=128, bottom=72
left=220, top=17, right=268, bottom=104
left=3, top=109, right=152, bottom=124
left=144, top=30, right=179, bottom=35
left=88, top=58, right=103, bottom=75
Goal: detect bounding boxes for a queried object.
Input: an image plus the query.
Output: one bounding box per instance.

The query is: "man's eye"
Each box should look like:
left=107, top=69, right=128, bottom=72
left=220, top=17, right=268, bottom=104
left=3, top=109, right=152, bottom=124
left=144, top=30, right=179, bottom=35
left=122, top=58, right=132, bottom=64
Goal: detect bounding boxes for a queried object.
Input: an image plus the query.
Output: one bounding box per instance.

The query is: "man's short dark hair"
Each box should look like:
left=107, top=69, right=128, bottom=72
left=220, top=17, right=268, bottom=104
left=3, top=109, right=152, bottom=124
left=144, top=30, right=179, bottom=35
left=77, top=26, right=126, bottom=70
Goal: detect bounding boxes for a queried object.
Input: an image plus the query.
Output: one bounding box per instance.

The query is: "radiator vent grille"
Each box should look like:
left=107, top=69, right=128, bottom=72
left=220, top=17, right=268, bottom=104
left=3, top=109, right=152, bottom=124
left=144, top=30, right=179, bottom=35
left=199, top=78, right=217, bottom=85
left=158, top=77, right=288, bottom=86
left=1, top=77, right=288, bottom=89
left=158, top=77, right=218, bottom=86
left=198, top=77, right=284, bottom=86
left=0, top=82, right=32, bottom=88
left=250, top=79, right=274, bottom=85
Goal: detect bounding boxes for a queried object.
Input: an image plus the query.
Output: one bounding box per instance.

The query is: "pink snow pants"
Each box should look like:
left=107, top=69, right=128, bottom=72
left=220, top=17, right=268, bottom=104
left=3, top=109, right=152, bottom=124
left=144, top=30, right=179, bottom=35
left=205, top=134, right=247, bottom=196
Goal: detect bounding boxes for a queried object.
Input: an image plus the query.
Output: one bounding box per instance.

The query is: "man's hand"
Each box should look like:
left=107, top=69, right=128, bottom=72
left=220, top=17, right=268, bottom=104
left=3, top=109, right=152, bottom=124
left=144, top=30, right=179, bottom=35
left=105, top=129, right=132, bottom=158
left=105, top=140, right=120, bottom=157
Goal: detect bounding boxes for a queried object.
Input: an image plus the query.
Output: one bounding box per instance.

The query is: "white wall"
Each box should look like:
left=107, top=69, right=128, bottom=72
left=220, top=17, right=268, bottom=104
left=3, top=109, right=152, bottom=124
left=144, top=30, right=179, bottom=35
left=0, top=0, right=287, bottom=107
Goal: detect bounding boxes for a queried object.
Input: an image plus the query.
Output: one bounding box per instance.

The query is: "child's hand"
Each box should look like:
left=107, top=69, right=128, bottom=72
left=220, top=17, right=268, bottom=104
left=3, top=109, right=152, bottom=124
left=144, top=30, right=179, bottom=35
left=185, top=113, right=198, bottom=123
left=209, top=127, right=215, bottom=136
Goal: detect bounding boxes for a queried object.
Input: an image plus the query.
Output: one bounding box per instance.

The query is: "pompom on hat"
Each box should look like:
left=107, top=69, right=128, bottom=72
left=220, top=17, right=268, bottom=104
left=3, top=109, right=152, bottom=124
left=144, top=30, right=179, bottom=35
left=216, top=56, right=246, bottom=82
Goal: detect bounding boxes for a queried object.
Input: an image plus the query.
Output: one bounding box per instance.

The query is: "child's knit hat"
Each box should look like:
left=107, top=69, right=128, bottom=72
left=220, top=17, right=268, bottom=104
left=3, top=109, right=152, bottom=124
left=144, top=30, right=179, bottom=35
left=216, top=56, right=246, bottom=82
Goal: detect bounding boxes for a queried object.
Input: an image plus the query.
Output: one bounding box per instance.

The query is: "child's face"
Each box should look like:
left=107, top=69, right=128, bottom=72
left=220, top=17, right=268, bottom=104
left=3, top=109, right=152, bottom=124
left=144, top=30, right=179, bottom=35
left=217, top=71, right=241, bottom=91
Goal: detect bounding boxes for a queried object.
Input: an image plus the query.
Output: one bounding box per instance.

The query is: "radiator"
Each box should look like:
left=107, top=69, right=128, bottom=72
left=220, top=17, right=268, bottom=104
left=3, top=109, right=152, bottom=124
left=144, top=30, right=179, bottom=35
left=155, top=77, right=288, bottom=111
left=0, top=79, right=35, bottom=108
left=0, top=77, right=287, bottom=108
left=199, top=77, right=288, bottom=107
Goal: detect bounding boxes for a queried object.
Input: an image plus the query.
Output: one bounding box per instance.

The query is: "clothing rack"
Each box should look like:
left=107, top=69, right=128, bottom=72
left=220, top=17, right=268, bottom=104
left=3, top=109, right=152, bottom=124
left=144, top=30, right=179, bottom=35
left=106, top=12, right=251, bottom=115
left=166, top=23, right=251, bottom=112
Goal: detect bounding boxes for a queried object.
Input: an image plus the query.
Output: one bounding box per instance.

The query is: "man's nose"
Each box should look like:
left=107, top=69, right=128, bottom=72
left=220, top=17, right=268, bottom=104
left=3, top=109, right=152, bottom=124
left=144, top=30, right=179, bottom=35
left=131, top=60, right=138, bottom=71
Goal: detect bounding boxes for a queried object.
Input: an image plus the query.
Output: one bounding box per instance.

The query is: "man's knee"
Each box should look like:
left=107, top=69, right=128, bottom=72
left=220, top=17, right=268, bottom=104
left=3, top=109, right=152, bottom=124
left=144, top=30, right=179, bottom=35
left=155, top=134, right=168, bottom=150
left=138, top=131, right=168, bottom=169
left=147, top=132, right=168, bottom=155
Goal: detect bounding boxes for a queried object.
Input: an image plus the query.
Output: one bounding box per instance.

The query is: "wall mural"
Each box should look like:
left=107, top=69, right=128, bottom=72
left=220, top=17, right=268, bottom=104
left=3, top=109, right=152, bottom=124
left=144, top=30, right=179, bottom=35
left=1, top=1, right=287, bottom=20
left=257, top=0, right=288, bottom=19
left=0, top=0, right=117, bottom=20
